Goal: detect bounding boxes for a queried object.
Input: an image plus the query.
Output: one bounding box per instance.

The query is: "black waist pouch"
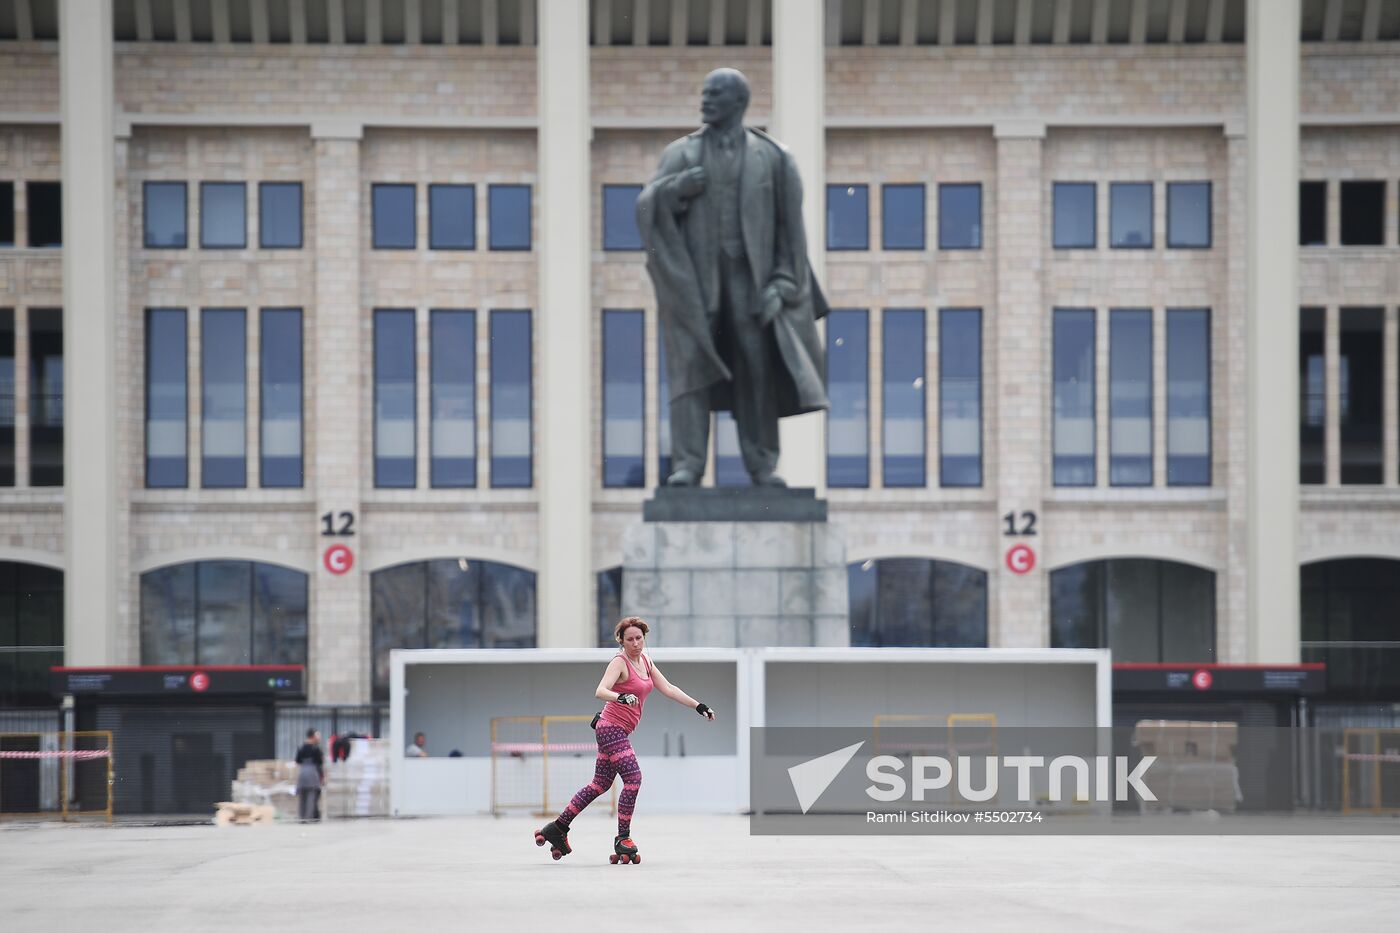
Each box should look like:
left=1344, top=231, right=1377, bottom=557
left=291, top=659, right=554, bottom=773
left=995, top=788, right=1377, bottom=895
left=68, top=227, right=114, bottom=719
left=590, top=711, right=601, bottom=730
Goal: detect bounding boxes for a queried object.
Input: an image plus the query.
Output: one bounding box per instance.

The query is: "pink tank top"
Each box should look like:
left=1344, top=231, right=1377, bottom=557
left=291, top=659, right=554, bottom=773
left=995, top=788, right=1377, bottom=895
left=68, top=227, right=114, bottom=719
left=599, top=653, right=653, bottom=734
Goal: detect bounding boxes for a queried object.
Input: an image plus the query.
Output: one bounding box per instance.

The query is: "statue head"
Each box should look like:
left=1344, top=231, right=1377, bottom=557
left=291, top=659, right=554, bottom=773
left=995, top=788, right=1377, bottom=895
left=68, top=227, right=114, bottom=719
left=700, top=68, right=750, bottom=129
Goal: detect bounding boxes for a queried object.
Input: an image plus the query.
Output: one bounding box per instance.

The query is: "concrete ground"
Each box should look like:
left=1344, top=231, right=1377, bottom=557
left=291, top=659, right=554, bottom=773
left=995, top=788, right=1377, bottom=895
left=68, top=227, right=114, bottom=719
left=3, top=814, right=1400, bottom=932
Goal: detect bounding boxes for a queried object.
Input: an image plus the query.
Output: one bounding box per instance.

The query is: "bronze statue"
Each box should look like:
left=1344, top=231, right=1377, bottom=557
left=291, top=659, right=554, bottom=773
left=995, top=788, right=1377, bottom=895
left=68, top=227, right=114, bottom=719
left=637, top=68, right=828, bottom=488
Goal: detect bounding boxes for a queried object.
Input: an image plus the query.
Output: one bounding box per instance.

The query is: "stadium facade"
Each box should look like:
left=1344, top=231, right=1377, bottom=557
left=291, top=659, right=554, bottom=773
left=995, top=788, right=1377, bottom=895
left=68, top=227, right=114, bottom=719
left=1, top=0, right=1398, bottom=773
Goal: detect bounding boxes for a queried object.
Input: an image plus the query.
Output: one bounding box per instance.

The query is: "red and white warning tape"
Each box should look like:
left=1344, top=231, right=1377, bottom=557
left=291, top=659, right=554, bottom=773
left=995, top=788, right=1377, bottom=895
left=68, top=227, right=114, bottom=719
left=491, top=743, right=597, bottom=755
left=0, top=749, right=110, bottom=760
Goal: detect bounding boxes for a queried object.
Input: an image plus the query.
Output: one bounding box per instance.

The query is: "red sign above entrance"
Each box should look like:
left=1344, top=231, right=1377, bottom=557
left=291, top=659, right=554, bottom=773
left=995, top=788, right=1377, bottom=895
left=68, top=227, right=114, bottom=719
left=1005, top=543, right=1036, bottom=575
left=324, top=544, right=354, bottom=575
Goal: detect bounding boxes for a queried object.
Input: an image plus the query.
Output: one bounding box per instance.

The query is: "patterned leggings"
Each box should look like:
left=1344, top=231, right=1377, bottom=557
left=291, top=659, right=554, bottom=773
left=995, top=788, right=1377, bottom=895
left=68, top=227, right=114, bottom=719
left=556, top=723, right=642, bottom=838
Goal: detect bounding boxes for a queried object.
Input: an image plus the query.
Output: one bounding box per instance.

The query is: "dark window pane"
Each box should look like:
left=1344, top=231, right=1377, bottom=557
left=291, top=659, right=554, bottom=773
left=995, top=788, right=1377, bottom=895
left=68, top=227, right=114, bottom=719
left=1299, top=181, right=1327, bottom=246
left=848, top=561, right=877, bottom=647
left=479, top=561, right=537, bottom=647
left=938, top=183, right=981, bottom=249
left=715, top=411, right=746, bottom=486
left=430, top=309, right=476, bottom=487
left=1109, top=309, right=1152, bottom=486
left=657, top=330, right=671, bottom=482
left=1053, top=308, right=1096, bottom=486
left=1106, top=559, right=1160, bottom=661
left=429, top=184, right=475, bottom=250
left=28, top=309, right=62, bottom=487
left=260, top=308, right=303, bottom=487
left=374, top=309, right=416, bottom=487
left=144, top=182, right=188, bottom=248
left=881, top=184, right=925, bottom=250
left=827, top=184, right=869, bottom=250
left=1050, top=561, right=1099, bottom=649
left=932, top=561, right=989, bottom=647
left=603, top=309, right=645, bottom=487
left=196, top=560, right=253, bottom=665
left=1299, top=307, right=1325, bottom=484
left=873, top=558, right=933, bottom=646
left=201, top=309, right=245, bottom=487
left=0, top=311, right=11, bottom=485
left=1109, top=182, right=1152, bottom=248
left=1302, top=559, right=1400, bottom=694
left=146, top=308, right=188, bottom=488
left=26, top=182, right=61, bottom=248
left=251, top=563, right=308, bottom=666
left=882, top=309, right=925, bottom=487
left=259, top=182, right=302, bottom=248
left=371, top=562, right=427, bottom=702
left=490, top=310, right=532, bottom=487
left=597, top=567, right=623, bottom=647
left=372, top=183, right=416, bottom=249
left=1052, top=182, right=1095, bottom=248
left=849, top=558, right=987, bottom=648
left=1051, top=558, right=1215, bottom=662
left=488, top=184, right=531, bottom=250
left=1161, top=560, right=1216, bottom=662
left=826, top=309, right=869, bottom=487
left=1167, top=181, right=1211, bottom=248
left=603, top=185, right=643, bottom=250
left=141, top=564, right=196, bottom=663
left=1340, top=307, right=1383, bottom=484
left=200, top=182, right=247, bottom=249
left=0, top=182, right=12, bottom=246
left=939, top=308, right=982, bottom=487
left=1340, top=181, right=1384, bottom=246
left=427, top=560, right=481, bottom=649
left=1166, top=309, right=1211, bottom=486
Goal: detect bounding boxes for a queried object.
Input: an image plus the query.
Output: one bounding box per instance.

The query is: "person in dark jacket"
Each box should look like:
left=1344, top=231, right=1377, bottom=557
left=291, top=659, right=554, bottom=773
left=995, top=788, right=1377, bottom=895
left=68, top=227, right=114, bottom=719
left=294, top=729, right=325, bottom=822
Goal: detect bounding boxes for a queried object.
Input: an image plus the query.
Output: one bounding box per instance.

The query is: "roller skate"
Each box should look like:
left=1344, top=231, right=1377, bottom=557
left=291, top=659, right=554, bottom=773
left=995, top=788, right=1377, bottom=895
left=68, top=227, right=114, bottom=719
left=534, top=820, right=572, bottom=860
left=609, top=834, right=640, bottom=865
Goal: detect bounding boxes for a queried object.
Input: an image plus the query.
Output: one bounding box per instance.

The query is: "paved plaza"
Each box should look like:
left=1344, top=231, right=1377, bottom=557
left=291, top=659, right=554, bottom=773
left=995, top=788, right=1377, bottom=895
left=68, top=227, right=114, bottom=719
left=4, top=814, right=1400, bottom=932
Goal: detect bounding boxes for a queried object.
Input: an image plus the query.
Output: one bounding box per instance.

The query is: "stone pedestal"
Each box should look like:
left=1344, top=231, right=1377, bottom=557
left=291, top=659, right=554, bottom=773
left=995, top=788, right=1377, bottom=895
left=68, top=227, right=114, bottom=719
left=622, top=489, right=849, bottom=648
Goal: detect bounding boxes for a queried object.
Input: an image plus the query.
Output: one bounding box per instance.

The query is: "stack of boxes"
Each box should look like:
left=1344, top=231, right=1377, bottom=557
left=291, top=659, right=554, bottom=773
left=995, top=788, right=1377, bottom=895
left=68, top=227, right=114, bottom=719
left=1132, top=720, right=1243, bottom=813
left=230, top=760, right=299, bottom=821
left=323, top=737, right=391, bottom=819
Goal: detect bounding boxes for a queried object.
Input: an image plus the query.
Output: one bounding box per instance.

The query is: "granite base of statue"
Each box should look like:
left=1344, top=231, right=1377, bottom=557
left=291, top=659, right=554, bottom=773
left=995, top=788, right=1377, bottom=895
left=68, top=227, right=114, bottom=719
left=621, top=488, right=850, bottom=648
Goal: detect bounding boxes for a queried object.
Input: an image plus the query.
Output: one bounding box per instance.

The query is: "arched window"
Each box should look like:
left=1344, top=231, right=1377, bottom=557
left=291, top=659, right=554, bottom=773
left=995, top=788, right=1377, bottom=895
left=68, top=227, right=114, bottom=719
left=1303, top=558, right=1400, bottom=694
left=0, top=562, right=63, bottom=706
left=370, top=559, right=536, bottom=700
left=597, top=566, right=623, bottom=648
left=140, top=561, right=308, bottom=666
left=1050, top=558, right=1215, bottom=661
left=848, top=558, right=987, bottom=647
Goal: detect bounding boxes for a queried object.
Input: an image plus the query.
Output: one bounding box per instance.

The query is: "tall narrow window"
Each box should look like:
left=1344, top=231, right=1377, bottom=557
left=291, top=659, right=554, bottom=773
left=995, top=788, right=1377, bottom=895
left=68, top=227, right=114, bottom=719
left=374, top=309, right=416, bottom=488
left=488, top=185, right=532, bottom=251
left=0, top=183, right=13, bottom=246
left=490, top=309, right=532, bottom=487
left=200, top=182, right=247, bottom=249
left=1340, top=308, right=1384, bottom=484
left=430, top=309, right=476, bottom=488
left=0, top=310, right=12, bottom=485
left=603, top=185, right=643, bottom=251
left=1167, top=182, right=1211, bottom=248
left=1340, top=181, right=1385, bottom=246
left=26, top=182, right=61, bottom=248
left=1053, top=308, right=1096, bottom=486
left=1299, top=181, right=1327, bottom=246
left=259, top=182, right=303, bottom=249
left=715, top=412, right=746, bottom=486
left=882, top=309, right=925, bottom=487
left=144, top=181, right=188, bottom=248
left=881, top=184, right=925, bottom=250
left=938, top=183, right=982, bottom=249
left=1053, top=182, right=1096, bottom=249
left=146, top=308, right=188, bottom=488
left=429, top=184, right=475, bottom=250
left=657, top=331, right=671, bottom=482
left=1110, top=182, right=1152, bottom=249
left=827, top=184, right=869, bottom=250
left=1109, top=309, right=1152, bottom=486
left=603, top=310, right=645, bottom=488
left=940, top=309, right=982, bottom=487
left=28, top=309, right=62, bottom=487
left=260, top=308, right=303, bottom=488
left=372, top=184, right=416, bottom=249
left=1299, top=308, right=1325, bottom=484
left=201, top=308, right=245, bottom=488
left=826, top=309, right=869, bottom=487
left=1166, top=309, right=1211, bottom=486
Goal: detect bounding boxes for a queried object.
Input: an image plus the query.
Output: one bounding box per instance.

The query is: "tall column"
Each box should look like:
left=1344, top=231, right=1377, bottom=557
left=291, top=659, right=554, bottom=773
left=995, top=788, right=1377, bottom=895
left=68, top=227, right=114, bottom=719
left=1245, top=0, right=1300, bottom=663
left=60, top=1, right=119, bottom=665
left=537, top=0, right=592, bottom=648
left=992, top=123, right=1046, bottom=648
left=311, top=123, right=365, bottom=701
left=771, top=0, right=826, bottom=492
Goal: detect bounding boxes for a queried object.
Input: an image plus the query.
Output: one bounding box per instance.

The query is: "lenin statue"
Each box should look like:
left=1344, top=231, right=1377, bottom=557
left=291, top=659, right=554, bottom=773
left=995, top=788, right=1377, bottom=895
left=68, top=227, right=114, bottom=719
left=637, top=68, right=829, bottom=488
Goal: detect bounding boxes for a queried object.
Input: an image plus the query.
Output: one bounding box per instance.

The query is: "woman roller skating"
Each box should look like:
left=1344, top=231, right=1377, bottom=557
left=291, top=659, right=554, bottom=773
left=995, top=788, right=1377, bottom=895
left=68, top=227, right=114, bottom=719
left=535, top=616, right=716, bottom=865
